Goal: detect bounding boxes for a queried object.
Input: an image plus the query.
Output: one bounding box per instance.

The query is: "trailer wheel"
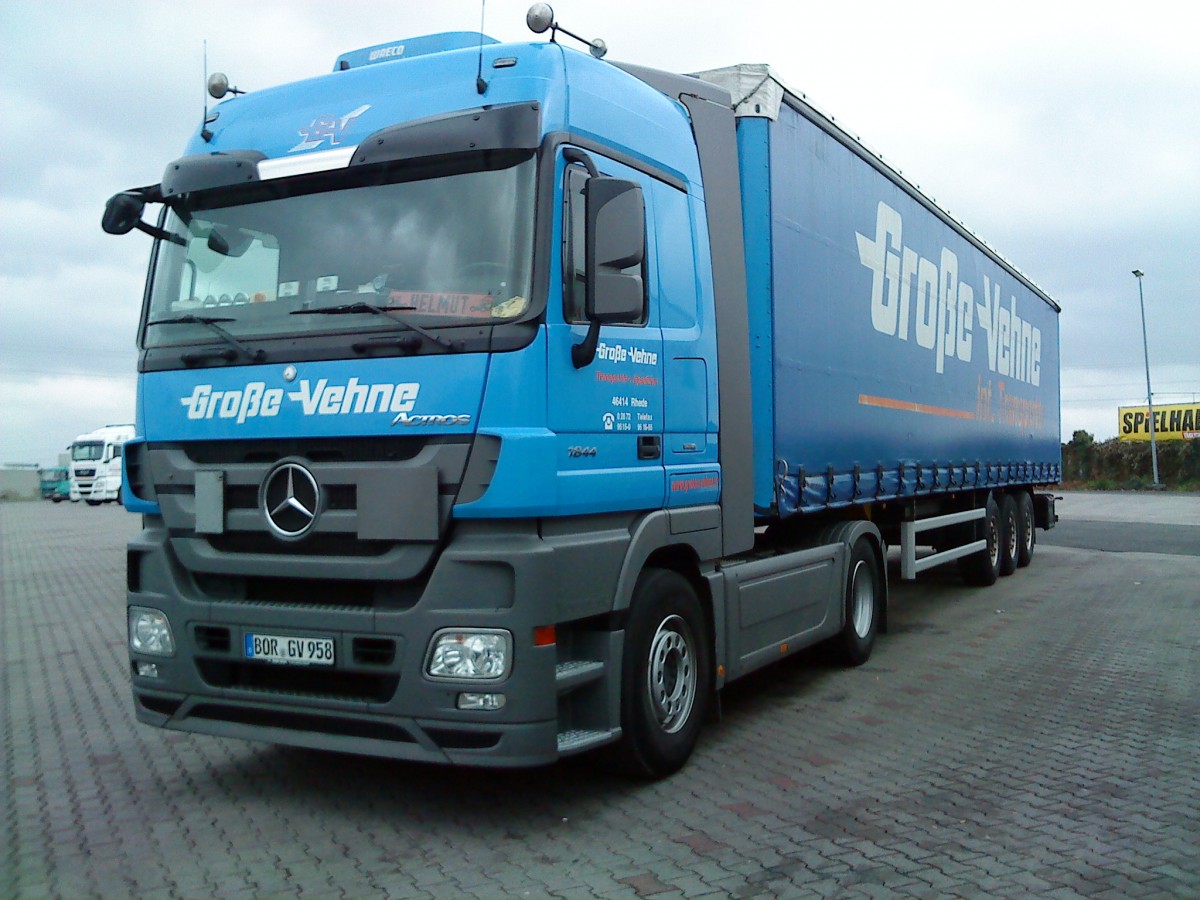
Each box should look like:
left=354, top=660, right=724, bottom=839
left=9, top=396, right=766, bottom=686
left=1016, top=491, right=1035, bottom=568
left=958, top=495, right=1001, bottom=586
left=615, top=568, right=711, bottom=779
left=832, top=539, right=881, bottom=666
left=998, top=493, right=1018, bottom=577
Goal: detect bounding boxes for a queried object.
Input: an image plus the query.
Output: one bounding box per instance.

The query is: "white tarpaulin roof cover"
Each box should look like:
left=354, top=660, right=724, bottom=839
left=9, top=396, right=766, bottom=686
left=691, top=64, right=786, bottom=120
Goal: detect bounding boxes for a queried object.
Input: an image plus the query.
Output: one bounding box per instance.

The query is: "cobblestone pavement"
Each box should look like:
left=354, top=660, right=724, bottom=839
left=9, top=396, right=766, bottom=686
left=3, top=498, right=1198, bottom=898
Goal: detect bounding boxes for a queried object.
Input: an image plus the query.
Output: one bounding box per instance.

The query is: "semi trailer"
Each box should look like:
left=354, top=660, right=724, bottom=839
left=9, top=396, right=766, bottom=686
left=105, top=8, right=1060, bottom=777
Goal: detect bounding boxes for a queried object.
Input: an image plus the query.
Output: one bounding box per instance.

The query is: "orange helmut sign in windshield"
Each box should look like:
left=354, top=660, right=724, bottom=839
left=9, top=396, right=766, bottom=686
left=387, top=290, right=494, bottom=320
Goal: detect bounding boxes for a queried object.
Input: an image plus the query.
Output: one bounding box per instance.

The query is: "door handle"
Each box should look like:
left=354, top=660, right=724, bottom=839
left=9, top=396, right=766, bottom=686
left=637, top=435, right=661, bottom=460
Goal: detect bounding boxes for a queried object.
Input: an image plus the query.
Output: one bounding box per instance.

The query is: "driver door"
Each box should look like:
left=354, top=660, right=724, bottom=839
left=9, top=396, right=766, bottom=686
left=546, top=149, right=665, bottom=515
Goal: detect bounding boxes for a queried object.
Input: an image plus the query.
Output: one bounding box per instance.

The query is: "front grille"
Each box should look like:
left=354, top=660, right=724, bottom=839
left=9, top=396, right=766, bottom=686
left=196, top=659, right=399, bottom=703
left=147, top=437, right=470, bottom=579
left=226, top=483, right=356, bottom=511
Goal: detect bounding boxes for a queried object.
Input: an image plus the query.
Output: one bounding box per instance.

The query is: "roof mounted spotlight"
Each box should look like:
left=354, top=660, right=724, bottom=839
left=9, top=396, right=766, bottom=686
left=526, top=4, right=607, bottom=59
left=207, top=72, right=245, bottom=100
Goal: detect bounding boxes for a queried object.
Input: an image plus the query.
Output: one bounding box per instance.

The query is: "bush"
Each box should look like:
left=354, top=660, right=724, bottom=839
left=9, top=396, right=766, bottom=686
left=1062, top=430, right=1200, bottom=490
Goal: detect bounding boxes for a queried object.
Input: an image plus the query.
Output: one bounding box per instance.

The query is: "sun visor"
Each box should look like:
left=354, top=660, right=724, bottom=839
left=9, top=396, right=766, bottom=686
left=351, top=101, right=542, bottom=168
left=161, top=150, right=267, bottom=198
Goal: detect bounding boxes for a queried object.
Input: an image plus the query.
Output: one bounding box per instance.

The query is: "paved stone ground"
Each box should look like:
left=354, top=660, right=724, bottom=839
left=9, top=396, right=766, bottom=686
left=2, top=497, right=1198, bottom=898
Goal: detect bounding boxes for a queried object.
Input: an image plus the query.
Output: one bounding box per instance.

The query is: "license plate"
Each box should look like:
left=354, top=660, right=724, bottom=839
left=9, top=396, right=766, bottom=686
left=244, top=633, right=335, bottom=666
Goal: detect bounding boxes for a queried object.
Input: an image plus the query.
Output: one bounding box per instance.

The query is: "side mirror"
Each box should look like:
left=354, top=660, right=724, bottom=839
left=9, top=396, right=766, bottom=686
left=572, top=177, right=645, bottom=368
left=102, top=192, right=146, bottom=235
left=584, top=177, right=645, bottom=322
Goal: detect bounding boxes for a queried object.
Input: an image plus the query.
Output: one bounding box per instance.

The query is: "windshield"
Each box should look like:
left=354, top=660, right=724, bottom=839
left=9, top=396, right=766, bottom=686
left=144, top=157, right=536, bottom=348
left=72, top=442, right=104, bottom=461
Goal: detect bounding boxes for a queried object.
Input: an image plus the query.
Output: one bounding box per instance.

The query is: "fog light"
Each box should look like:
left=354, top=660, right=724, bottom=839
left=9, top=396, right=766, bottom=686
left=136, top=661, right=159, bottom=678
left=129, top=607, right=175, bottom=656
left=426, top=629, right=511, bottom=680
left=458, top=692, right=506, bottom=711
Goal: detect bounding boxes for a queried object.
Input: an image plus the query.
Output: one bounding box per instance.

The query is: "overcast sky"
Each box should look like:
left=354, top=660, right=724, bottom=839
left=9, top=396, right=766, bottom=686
left=2, top=0, right=1197, bottom=466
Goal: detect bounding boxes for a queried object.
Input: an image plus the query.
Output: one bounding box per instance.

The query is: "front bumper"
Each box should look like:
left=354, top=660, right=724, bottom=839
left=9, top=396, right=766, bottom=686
left=126, top=516, right=605, bottom=768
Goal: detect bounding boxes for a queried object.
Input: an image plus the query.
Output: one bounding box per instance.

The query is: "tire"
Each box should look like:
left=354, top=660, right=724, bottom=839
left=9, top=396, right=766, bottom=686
left=831, top=539, right=881, bottom=666
left=614, top=568, right=711, bottom=779
left=85, top=499, right=101, bottom=507
left=998, top=493, right=1018, bottom=577
left=116, top=488, right=123, bottom=505
left=52, top=496, right=63, bottom=503
left=1016, top=491, right=1035, bottom=568
left=958, top=495, right=1001, bottom=586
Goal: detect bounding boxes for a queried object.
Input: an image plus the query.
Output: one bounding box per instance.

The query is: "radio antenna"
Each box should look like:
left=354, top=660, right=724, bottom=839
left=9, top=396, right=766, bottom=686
left=475, top=0, right=488, bottom=94
left=201, top=40, right=214, bottom=143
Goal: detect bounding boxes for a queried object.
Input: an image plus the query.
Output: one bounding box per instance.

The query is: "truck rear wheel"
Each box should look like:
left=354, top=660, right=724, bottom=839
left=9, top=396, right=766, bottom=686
left=1016, top=491, right=1035, bottom=568
left=998, top=493, right=1018, bottom=577
left=958, top=495, right=1001, bottom=587
left=615, top=568, right=711, bottom=779
left=831, top=539, right=881, bottom=666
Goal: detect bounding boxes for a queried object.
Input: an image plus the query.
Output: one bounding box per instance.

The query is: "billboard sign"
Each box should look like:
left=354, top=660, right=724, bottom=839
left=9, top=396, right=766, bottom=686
left=1118, top=402, right=1200, bottom=441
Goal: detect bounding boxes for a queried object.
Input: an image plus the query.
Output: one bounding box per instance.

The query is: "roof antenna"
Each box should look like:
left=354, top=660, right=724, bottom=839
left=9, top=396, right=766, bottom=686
left=201, top=40, right=213, bottom=143
left=475, top=0, right=488, bottom=94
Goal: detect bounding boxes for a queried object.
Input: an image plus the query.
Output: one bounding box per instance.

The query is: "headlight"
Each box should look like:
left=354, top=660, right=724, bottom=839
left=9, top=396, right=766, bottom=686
left=425, top=629, right=511, bottom=681
left=129, top=607, right=175, bottom=656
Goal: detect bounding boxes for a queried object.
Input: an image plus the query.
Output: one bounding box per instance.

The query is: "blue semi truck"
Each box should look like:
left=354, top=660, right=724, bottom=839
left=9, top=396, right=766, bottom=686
left=105, top=8, right=1060, bottom=777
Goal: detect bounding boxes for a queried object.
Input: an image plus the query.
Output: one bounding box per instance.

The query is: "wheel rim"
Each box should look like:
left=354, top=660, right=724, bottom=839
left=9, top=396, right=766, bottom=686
left=988, top=517, right=999, bottom=567
left=1022, top=507, right=1033, bottom=553
left=1006, top=512, right=1018, bottom=559
left=646, top=615, right=697, bottom=734
left=850, top=560, right=874, bottom=638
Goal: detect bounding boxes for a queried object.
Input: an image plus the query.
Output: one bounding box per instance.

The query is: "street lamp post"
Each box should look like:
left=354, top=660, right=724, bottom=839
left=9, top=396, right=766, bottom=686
left=1131, top=269, right=1162, bottom=488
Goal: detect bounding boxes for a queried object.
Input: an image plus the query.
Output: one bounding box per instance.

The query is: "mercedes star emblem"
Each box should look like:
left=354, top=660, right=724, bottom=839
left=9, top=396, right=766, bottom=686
left=261, top=462, right=320, bottom=538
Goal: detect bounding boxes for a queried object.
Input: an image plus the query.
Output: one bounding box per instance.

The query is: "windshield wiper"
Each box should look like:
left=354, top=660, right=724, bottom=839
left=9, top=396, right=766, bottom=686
left=290, top=302, right=459, bottom=351
left=147, top=315, right=266, bottom=363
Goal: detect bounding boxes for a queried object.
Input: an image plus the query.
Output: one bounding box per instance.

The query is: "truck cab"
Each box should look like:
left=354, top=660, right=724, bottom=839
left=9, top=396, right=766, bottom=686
left=110, top=30, right=750, bottom=775
left=70, top=424, right=135, bottom=504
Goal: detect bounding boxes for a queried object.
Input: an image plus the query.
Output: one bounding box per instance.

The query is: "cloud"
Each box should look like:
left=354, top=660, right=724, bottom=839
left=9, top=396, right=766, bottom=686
left=1, top=0, right=1197, bottom=465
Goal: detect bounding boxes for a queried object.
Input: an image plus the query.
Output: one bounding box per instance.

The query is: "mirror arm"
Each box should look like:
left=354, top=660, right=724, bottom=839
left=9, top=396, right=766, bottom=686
left=134, top=220, right=186, bottom=246
left=571, top=321, right=602, bottom=369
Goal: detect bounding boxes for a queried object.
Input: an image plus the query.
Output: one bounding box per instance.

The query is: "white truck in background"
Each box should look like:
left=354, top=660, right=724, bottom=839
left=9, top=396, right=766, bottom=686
left=69, top=424, right=135, bottom=505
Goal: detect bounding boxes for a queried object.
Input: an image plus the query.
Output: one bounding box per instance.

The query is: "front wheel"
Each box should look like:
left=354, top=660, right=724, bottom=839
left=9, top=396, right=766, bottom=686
left=85, top=499, right=101, bottom=507
left=831, top=539, right=882, bottom=666
left=614, top=568, right=711, bottom=779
